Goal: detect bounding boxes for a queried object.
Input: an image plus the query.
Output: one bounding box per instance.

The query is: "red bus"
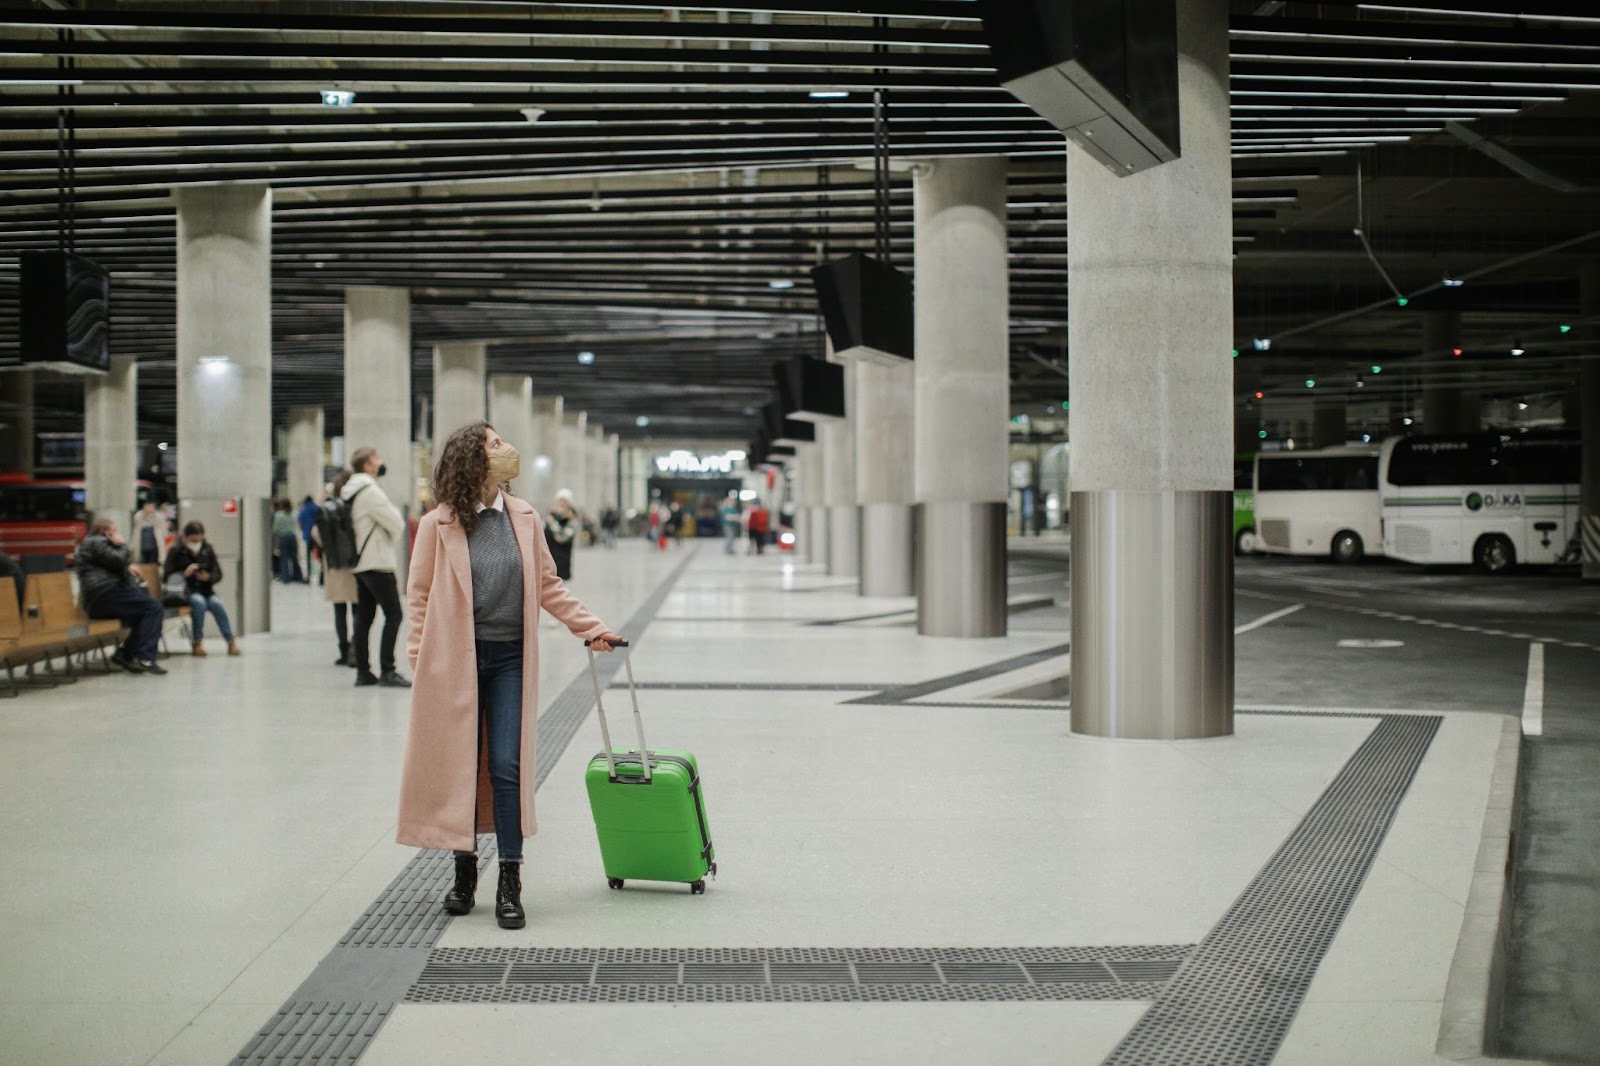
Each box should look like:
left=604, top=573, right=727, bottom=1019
left=0, top=474, right=155, bottom=560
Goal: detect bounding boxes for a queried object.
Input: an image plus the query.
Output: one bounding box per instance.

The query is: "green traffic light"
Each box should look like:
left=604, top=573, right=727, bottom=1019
left=1258, top=430, right=1268, bottom=439
left=1396, top=296, right=1409, bottom=307
left=1231, top=349, right=1239, bottom=358
left=1371, top=365, right=1382, bottom=374
left=1559, top=324, right=1572, bottom=333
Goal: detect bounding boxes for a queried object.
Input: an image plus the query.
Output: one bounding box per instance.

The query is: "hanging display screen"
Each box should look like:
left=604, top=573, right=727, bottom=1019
left=20, top=250, right=111, bottom=374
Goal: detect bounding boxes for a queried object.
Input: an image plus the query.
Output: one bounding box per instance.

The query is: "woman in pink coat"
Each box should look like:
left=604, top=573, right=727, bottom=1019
left=399, top=421, right=624, bottom=928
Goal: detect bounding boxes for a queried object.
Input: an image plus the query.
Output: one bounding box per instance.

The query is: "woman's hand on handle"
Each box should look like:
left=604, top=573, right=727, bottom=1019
left=587, top=632, right=627, bottom=652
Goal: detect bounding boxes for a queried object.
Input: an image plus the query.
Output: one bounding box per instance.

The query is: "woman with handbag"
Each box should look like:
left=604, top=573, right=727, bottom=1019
left=398, top=422, right=623, bottom=929
left=163, top=521, right=240, bottom=657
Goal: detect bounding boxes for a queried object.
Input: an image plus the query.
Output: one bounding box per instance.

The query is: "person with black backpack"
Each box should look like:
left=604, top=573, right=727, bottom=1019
left=314, top=474, right=361, bottom=667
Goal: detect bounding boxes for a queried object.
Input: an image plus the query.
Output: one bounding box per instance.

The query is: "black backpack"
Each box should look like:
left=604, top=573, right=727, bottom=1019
left=314, top=485, right=369, bottom=570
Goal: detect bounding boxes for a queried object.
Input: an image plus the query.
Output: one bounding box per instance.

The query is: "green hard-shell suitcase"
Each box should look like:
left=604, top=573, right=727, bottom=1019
left=583, top=642, right=716, bottom=894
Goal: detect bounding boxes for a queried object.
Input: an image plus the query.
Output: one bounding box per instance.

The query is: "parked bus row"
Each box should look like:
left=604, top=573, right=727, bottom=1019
left=1234, top=430, right=1580, bottom=573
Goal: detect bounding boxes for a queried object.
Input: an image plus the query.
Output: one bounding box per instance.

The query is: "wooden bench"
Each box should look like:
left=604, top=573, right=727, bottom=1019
left=2, top=575, right=100, bottom=695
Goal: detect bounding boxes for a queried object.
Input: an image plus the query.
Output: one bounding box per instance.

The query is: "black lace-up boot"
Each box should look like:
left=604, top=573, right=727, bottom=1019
left=496, top=861, right=526, bottom=929
left=443, top=854, right=477, bottom=915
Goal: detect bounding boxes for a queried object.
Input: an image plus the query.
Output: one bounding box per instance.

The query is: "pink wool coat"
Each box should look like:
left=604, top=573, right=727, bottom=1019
left=397, top=494, right=608, bottom=853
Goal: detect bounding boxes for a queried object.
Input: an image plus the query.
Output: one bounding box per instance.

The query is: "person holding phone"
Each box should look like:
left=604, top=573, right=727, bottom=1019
left=397, top=421, right=624, bottom=929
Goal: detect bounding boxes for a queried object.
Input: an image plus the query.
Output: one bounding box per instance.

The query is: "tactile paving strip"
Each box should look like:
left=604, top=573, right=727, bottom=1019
left=1102, top=713, right=1441, bottom=1066
left=232, top=1002, right=389, bottom=1065
left=404, top=945, right=1190, bottom=1004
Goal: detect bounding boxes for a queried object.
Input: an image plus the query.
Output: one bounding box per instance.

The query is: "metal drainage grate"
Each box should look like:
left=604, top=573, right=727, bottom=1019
left=1103, top=714, right=1441, bottom=1066
left=408, top=945, right=1190, bottom=1004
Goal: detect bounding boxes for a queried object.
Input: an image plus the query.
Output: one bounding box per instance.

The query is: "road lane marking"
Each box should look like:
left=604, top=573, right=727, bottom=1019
left=1235, top=603, right=1305, bottom=635
left=1521, top=642, right=1546, bottom=737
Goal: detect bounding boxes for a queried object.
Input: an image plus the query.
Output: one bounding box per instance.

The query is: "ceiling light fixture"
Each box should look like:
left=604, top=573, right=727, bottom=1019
left=1451, top=347, right=1463, bottom=357
left=319, top=89, right=356, bottom=109
left=1253, top=337, right=1272, bottom=351
left=768, top=280, right=795, bottom=290
left=635, top=415, right=650, bottom=428
left=577, top=351, right=595, bottom=365
left=520, top=108, right=546, bottom=123
left=1510, top=342, right=1525, bottom=356
left=1441, top=274, right=1464, bottom=288
left=809, top=90, right=850, bottom=100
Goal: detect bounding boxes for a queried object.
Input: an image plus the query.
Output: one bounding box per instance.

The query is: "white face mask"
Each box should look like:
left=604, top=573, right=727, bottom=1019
left=186, top=540, right=203, bottom=551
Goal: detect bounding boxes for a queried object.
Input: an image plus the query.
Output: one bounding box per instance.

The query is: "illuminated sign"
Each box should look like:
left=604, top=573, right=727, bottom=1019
left=653, top=449, right=746, bottom=475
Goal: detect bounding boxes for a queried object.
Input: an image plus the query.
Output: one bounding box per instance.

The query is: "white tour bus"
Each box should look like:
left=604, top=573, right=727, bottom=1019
left=1252, top=446, right=1383, bottom=563
left=1379, top=431, right=1580, bottom=573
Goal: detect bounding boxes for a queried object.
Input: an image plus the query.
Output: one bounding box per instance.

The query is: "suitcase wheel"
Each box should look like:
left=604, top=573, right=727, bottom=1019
left=607, top=877, right=625, bottom=890
left=690, top=880, right=706, bottom=895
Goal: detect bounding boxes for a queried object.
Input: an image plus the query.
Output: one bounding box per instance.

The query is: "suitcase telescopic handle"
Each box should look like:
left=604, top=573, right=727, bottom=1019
left=585, top=639, right=650, bottom=782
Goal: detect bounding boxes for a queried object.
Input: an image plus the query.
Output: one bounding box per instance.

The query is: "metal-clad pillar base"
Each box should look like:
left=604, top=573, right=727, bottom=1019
left=1069, top=490, right=1233, bottom=740
left=916, top=501, right=1006, bottom=637
left=860, top=503, right=914, bottom=598
left=827, top=505, right=861, bottom=579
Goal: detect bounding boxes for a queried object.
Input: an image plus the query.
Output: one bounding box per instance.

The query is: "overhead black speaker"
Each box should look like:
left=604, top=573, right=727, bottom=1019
left=810, top=252, right=914, bottom=365
left=977, top=0, right=1178, bottom=176
left=762, top=400, right=817, bottom=447
left=771, top=353, right=846, bottom=423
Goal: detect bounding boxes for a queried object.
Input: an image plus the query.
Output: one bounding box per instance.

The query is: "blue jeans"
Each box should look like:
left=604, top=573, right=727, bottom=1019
left=456, top=639, right=525, bottom=862
left=277, top=533, right=303, bottom=583
left=187, top=593, right=234, bottom=642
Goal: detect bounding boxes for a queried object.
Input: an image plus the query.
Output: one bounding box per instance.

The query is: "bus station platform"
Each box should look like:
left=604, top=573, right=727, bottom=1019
left=3, top=541, right=1590, bottom=1066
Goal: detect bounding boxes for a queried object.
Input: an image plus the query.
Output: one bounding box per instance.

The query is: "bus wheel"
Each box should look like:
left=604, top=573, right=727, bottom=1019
left=1331, top=530, right=1364, bottom=564
left=1235, top=528, right=1258, bottom=555
left=1474, top=534, right=1515, bottom=574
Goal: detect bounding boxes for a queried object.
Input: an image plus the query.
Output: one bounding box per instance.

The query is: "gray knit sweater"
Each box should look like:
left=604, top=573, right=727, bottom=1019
left=466, top=505, right=524, bottom=642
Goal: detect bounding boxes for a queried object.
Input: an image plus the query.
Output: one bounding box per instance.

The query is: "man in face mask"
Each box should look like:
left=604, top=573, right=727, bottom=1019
left=163, top=521, right=239, bottom=656
left=343, top=446, right=411, bottom=688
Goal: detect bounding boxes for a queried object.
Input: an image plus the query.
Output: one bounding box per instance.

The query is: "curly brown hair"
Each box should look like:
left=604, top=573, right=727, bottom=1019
left=433, top=421, right=494, bottom=534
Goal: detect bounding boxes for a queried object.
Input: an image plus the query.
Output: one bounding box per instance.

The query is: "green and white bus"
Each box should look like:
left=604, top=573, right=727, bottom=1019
left=1379, top=430, right=1580, bottom=573
left=1253, top=446, right=1383, bottom=563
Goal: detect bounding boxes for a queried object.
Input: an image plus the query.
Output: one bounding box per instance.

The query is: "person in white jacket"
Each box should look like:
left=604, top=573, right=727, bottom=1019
left=343, top=447, right=411, bottom=688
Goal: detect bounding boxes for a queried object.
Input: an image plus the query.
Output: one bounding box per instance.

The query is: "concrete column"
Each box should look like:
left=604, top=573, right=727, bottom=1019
left=913, top=155, right=1009, bottom=636
left=432, top=341, right=487, bottom=452
left=531, top=395, right=563, bottom=509
left=344, top=287, right=414, bottom=516
left=0, top=370, right=35, bottom=474
left=855, top=359, right=914, bottom=596
left=1421, top=310, right=1478, bottom=433
left=488, top=373, right=536, bottom=497
left=586, top=424, right=606, bottom=513
left=286, top=406, right=325, bottom=502
left=560, top=409, right=588, bottom=511
left=175, top=184, right=274, bottom=635
left=1312, top=403, right=1347, bottom=449
left=1581, top=262, right=1600, bottom=580
left=1235, top=402, right=1261, bottom=455
left=1066, top=0, right=1233, bottom=739
left=821, top=359, right=859, bottom=579
left=606, top=432, right=621, bottom=509
left=84, top=356, right=138, bottom=522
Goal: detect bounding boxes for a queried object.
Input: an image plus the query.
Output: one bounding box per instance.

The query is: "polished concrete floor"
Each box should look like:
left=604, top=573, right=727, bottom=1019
left=0, top=539, right=1581, bottom=1065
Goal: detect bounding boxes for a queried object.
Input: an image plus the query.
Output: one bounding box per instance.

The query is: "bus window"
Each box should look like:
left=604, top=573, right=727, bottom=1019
left=1499, top=436, right=1579, bottom=485
left=0, top=486, right=80, bottom=523
left=1234, top=459, right=1254, bottom=492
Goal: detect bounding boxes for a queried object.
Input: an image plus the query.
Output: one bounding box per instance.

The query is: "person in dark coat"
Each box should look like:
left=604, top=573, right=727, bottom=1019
left=77, top=517, right=166, bottom=675
left=164, top=521, right=240, bottom=657
left=544, top=488, right=579, bottom=581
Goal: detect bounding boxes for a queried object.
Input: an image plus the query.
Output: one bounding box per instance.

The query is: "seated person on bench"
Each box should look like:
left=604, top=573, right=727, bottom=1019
left=164, top=521, right=239, bottom=657
left=76, top=517, right=167, bottom=676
